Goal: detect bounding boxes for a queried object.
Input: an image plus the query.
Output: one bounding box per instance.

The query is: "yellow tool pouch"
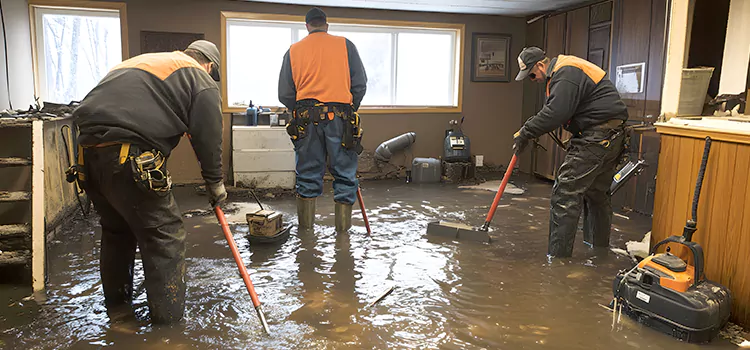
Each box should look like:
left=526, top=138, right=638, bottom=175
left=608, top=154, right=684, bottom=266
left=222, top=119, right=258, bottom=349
left=128, top=146, right=172, bottom=196
left=341, top=109, right=363, bottom=154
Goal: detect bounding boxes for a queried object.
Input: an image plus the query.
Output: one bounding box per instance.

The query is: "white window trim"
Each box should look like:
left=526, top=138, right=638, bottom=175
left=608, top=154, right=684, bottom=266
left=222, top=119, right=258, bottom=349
left=221, top=12, right=465, bottom=114
left=29, top=0, right=129, bottom=103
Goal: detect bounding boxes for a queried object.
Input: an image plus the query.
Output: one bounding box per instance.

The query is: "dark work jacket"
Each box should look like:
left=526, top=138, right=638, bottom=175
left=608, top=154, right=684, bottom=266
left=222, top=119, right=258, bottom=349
left=520, top=55, right=628, bottom=139
left=278, top=31, right=367, bottom=111
left=73, top=51, right=223, bottom=184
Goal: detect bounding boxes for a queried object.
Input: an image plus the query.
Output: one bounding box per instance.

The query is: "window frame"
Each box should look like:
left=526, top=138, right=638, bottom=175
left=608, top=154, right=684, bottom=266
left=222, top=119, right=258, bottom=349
left=220, top=12, right=465, bottom=114
left=29, top=0, right=129, bottom=103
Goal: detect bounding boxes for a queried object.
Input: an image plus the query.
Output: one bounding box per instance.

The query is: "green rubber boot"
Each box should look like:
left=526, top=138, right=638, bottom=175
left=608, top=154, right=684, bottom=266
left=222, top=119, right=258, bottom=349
left=335, top=202, right=353, bottom=233
left=297, top=197, right=316, bottom=230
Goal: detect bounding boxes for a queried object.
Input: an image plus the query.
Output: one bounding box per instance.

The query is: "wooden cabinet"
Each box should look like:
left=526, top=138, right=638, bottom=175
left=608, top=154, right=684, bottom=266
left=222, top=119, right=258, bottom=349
left=530, top=0, right=668, bottom=217
left=609, top=0, right=667, bottom=215
left=534, top=13, right=567, bottom=180
left=653, top=122, right=750, bottom=328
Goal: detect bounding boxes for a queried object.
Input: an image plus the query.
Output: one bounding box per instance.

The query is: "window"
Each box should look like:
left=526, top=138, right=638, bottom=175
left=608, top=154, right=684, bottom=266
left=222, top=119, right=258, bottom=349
left=31, top=3, right=126, bottom=104
left=223, top=13, right=463, bottom=112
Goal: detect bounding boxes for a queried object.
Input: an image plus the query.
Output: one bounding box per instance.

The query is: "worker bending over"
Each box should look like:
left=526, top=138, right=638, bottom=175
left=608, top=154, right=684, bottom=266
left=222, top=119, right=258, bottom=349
left=278, top=7, right=367, bottom=232
left=513, top=46, right=628, bottom=259
left=71, top=40, right=226, bottom=324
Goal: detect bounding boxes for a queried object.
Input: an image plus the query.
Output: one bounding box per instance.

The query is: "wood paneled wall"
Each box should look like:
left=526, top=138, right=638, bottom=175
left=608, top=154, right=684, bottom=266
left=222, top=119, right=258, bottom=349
left=653, top=130, right=750, bottom=327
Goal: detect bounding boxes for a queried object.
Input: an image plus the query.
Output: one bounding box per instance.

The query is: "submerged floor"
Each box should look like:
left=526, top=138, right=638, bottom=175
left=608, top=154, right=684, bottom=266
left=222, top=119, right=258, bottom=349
left=0, top=178, right=743, bottom=349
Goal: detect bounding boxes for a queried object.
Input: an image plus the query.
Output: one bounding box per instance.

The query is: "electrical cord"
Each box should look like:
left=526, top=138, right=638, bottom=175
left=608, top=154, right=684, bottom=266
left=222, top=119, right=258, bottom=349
left=0, top=0, right=13, bottom=110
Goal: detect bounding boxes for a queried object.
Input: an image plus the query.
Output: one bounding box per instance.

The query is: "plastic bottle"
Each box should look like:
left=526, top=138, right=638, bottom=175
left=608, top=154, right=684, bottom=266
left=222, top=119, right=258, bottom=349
left=246, top=101, right=258, bottom=126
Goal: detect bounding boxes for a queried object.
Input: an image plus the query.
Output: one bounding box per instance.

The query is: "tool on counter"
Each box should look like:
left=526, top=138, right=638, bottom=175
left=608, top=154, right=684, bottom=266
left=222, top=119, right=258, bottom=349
left=215, top=206, right=271, bottom=335
left=356, top=187, right=371, bottom=235
left=611, top=136, right=731, bottom=343
left=245, top=190, right=292, bottom=244
left=426, top=153, right=519, bottom=242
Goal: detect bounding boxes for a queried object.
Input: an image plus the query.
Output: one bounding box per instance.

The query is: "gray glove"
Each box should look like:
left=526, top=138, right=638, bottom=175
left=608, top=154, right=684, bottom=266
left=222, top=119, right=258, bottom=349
left=207, top=182, right=227, bottom=207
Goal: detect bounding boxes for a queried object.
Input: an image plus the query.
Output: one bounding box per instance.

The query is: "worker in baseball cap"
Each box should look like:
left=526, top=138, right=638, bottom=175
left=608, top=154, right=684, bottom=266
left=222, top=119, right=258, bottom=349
left=278, top=7, right=368, bottom=233
left=513, top=46, right=629, bottom=259
left=71, top=39, right=225, bottom=324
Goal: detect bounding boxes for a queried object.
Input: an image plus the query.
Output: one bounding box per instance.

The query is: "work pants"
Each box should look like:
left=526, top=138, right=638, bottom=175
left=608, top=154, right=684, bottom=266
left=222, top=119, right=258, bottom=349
left=82, top=145, right=186, bottom=324
left=548, top=126, right=626, bottom=257
left=293, top=116, right=359, bottom=205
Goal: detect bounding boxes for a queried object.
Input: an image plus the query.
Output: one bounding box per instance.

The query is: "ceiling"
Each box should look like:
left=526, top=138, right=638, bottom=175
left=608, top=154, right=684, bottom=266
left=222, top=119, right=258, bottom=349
left=238, top=0, right=592, bottom=17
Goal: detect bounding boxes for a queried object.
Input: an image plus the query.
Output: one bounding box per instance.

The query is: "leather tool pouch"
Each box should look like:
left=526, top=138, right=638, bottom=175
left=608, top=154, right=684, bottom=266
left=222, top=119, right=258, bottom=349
left=341, top=109, right=363, bottom=154
left=287, top=109, right=311, bottom=141
left=130, top=149, right=172, bottom=196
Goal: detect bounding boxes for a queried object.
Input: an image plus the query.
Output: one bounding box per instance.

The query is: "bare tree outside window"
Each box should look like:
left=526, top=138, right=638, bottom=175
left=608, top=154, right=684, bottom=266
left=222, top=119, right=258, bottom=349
left=37, top=9, right=121, bottom=104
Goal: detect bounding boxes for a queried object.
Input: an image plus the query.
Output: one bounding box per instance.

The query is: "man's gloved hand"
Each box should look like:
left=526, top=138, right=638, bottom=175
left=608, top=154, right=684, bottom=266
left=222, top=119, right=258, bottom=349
left=513, top=129, right=529, bottom=154
left=207, top=182, right=227, bottom=207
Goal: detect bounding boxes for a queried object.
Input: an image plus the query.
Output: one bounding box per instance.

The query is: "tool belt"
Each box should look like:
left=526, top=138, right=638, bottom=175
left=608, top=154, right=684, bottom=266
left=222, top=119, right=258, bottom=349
left=66, top=142, right=172, bottom=196
left=287, top=100, right=363, bottom=154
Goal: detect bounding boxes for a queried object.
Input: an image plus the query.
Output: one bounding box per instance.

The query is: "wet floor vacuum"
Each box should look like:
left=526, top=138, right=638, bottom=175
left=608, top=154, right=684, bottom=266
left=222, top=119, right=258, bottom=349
left=426, top=153, right=518, bottom=243
left=612, top=137, right=731, bottom=343
left=244, top=190, right=292, bottom=244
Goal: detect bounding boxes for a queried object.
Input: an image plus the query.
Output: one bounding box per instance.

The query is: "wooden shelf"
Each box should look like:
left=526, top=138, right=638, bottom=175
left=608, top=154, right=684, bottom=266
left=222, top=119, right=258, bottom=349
left=0, top=224, right=30, bottom=237
left=0, top=157, right=32, bottom=168
left=0, top=250, right=30, bottom=266
left=0, top=191, right=31, bottom=202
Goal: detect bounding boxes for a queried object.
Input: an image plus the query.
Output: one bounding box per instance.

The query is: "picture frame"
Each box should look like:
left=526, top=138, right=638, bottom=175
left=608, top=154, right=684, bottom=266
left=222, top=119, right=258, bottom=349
left=141, top=31, right=205, bottom=54
left=471, top=33, right=512, bottom=82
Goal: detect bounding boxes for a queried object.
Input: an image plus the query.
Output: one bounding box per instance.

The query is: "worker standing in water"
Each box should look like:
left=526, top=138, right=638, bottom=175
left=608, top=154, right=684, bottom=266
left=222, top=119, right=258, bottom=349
left=278, top=7, right=367, bottom=232
left=513, top=46, right=628, bottom=259
left=71, top=40, right=226, bottom=324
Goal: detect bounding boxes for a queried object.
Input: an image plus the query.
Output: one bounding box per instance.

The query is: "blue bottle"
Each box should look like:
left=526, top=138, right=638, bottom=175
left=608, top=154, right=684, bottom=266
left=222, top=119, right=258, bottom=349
left=246, top=101, right=258, bottom=126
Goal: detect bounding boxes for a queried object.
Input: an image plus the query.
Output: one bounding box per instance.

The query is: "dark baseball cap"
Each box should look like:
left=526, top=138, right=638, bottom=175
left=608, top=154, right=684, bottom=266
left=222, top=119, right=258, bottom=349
left=187, top=40, right=221, bottom=81
left=305, top=7, right=327, bottom=24
left=515, top=46, right=546, bottom=81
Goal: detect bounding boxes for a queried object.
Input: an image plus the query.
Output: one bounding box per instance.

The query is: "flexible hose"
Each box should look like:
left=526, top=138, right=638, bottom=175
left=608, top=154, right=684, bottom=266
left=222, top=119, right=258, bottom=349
left=692, top=137, right=711, bottom=223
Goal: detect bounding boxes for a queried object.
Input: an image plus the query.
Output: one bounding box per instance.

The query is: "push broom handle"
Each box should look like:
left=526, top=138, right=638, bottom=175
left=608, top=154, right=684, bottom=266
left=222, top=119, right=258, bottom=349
left=483, top=153, right=519, bottom=227
left=215, top=206, right=262, bottom=308
left=356, top=187, right=372, bottom=235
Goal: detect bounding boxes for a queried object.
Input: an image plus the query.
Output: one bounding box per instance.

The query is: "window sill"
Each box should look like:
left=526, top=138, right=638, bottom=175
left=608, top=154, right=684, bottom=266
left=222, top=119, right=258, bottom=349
left=222, top=106, right=462, bottom=114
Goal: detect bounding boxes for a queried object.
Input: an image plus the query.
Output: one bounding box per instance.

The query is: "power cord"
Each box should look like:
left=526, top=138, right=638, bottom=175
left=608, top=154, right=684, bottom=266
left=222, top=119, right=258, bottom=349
left=0, top=0, right=13, bottom=110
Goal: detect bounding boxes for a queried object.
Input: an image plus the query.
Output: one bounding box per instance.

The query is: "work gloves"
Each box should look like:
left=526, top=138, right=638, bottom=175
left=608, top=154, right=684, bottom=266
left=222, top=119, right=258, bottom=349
left=207, top=182, right=227, bottom=207
left=513, top=129, right=529, bottom=154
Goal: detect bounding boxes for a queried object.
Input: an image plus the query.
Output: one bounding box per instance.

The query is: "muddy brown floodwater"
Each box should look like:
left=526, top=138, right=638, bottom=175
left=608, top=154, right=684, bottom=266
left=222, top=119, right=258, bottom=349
left=0, top=179, right=742, bottom=349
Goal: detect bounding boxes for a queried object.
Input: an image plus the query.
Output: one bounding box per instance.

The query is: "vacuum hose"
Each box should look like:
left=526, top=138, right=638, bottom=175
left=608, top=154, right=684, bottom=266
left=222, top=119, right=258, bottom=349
left=374, top=132, right=416, bottom=162
left=684, top=136, right=711, bottom=242
left=692, top=137, right=712, bottom=223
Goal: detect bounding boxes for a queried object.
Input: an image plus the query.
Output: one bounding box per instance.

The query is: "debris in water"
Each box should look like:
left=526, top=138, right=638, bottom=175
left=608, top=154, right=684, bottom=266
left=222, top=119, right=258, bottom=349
left=367, top=286, right=395, bottom=308
left=566, top=271, right=586, bottom=279
left=497, top=204, right=510, bottom=208
left=613, top=213, right=630, bottom=220
left=22, top=295, right=34, bottom=302
left=533, top=206, right=546, bottom=210
left=265, top=193, right=275, bottom=199
left=474, top=205, right=490, bottom=209
left=182, top=209, right=211, bottom=217
left=511, top=198, right=528, bottom=202
left=610, top=248, right=629, bottom=257
left=625, top=232, right=650, bottom=259
left=719, top=322, right=750, bottom=346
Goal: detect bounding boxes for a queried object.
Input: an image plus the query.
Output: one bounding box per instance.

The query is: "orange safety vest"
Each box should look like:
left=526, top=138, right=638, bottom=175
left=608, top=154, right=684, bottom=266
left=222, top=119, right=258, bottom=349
left=289, top=32, right=352, bottom=104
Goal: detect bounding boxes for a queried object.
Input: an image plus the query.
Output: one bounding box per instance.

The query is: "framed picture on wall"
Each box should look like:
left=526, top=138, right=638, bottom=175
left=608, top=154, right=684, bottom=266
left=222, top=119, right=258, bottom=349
left=471, top=33, right=511, bottom=82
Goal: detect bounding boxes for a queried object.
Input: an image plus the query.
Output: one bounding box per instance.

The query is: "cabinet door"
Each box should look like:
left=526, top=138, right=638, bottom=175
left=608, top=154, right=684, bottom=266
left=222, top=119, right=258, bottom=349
left=535, top=13, right=567, bottom=180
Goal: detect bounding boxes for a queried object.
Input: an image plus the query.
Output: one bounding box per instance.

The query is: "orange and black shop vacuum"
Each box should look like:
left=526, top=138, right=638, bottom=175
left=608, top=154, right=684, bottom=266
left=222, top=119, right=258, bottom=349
left=612, top=136, right=731, bottom=343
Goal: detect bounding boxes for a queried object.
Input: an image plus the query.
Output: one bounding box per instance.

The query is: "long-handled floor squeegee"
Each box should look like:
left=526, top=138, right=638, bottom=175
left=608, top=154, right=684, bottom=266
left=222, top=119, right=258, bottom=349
left=426, top=153, right=519, bottom=243
left=215, top=206, right=271, bottom=335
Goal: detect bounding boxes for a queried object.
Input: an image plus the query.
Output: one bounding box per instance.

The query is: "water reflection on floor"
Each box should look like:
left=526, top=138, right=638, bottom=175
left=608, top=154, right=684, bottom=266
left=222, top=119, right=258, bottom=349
left=0, top=179, right=740, bottom=349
